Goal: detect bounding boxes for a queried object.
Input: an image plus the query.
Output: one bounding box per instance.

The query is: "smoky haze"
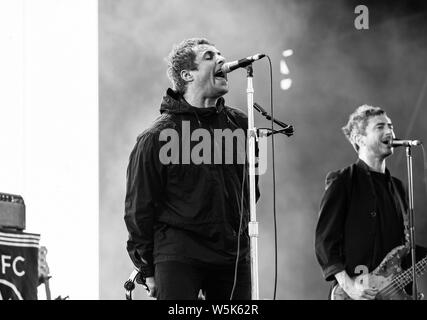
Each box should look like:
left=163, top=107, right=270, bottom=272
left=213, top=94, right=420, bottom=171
left=100, top=0, right=427, bottom=299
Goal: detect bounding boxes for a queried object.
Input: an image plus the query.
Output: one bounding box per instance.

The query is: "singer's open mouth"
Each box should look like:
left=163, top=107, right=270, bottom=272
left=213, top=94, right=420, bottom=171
left=214, top=70, right=227, bottom=80
left=381, top=138, right=392, bottom=146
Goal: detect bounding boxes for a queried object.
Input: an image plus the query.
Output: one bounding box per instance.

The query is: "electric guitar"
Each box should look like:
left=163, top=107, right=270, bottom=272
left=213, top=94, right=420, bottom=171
left=331, top=245, right=427, bottom=300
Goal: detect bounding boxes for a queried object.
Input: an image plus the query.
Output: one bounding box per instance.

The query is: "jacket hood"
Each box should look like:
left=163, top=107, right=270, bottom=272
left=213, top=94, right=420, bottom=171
left=160, top=88, right=225, bottom=118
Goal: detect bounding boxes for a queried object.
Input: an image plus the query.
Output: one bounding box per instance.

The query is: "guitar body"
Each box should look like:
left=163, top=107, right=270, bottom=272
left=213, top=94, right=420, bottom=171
left=332, top=245, right=414, bottom=300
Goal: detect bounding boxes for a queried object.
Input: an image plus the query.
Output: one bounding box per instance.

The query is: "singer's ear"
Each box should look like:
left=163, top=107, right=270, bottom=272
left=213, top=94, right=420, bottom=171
left=180, top=69, right=193, bottom=83
left=354, top=133, right=365, bottom=148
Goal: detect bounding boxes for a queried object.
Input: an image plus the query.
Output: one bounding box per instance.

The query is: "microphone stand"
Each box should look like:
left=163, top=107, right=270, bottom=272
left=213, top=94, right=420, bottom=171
left=405, top=146, right=418, bottom=300
left=253, top=102, right=294, bottom=137
left=246, top=64, right=259, bottom=300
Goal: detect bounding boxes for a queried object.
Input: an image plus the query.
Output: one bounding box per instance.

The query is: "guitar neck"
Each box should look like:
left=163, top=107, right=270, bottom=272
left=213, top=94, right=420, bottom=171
left=394, top=255, right=427, bottom=288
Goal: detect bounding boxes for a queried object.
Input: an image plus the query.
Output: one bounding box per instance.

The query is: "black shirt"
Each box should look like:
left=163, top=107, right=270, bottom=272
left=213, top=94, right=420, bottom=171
left=369, top=170, right=405, bottom=270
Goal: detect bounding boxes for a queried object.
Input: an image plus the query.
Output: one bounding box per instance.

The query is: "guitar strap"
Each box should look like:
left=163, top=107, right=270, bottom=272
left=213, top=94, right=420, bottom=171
left=389, top=177, right=411, bottom=247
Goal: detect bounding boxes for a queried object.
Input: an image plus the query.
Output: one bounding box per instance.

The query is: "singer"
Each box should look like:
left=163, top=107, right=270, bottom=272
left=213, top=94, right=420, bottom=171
left=315, top=104, right=427, bottom=300
left=124, top=38, right=260, bottom=300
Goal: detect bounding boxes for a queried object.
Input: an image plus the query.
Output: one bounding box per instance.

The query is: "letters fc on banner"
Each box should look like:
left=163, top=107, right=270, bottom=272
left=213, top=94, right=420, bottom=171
left=0, top=229, right=40, bottom=300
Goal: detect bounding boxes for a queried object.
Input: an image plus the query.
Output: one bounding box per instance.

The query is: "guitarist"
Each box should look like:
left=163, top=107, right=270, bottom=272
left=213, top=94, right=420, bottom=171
left=315, top=105, right=426, bottom=300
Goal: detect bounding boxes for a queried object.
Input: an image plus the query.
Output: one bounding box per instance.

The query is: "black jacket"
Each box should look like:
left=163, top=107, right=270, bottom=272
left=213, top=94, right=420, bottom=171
left=124, top=89, right=259, bottom=277
left=315, top=159, right=409, bottom=282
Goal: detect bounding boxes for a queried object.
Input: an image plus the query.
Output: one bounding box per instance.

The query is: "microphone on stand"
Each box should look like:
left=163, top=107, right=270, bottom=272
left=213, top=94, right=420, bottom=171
left=390, top=139, right=422, bottom=147
left=218, top=54, right=266, bottom=74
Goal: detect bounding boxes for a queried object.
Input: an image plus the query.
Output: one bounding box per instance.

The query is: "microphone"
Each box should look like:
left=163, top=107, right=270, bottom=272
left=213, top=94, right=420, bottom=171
left=219, top=53, right=266, bottom=74
left=390, top=139, right=422, bottom=147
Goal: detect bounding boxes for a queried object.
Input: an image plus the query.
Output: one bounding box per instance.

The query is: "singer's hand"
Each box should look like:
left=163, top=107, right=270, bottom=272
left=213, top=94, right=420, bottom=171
left=145, top=276, right=157, bottom=298
left=343, top=279, right=378, bottom=300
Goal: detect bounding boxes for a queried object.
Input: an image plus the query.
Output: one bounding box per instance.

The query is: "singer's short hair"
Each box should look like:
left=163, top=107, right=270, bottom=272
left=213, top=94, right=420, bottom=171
left=166, top=38, right=214, bottom=94
left=342, top=104, right=386, bottom=152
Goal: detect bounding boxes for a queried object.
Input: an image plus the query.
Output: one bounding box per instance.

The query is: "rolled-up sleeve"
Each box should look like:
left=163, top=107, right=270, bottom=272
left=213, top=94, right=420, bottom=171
left=315, top=171, right=348, bottom=281
left=124, top=131, right=164, bottom=278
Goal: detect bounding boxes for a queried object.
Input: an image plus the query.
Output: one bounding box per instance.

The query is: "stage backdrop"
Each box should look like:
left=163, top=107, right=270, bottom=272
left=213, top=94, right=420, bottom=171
left=100, top=0, right=427, bottom=299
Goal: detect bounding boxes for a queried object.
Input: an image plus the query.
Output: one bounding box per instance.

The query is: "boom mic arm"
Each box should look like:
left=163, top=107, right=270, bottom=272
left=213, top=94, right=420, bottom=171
left=253, top=102, right=294, bottom=137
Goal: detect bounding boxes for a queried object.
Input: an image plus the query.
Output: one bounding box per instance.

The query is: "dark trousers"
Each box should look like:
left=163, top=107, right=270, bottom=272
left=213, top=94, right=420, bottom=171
left=155, top=260, right=251, bottom=300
